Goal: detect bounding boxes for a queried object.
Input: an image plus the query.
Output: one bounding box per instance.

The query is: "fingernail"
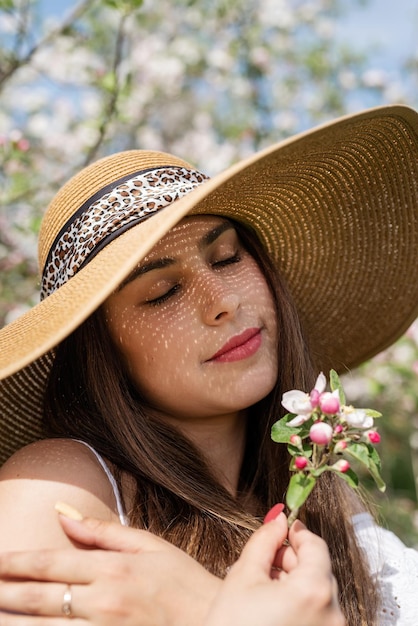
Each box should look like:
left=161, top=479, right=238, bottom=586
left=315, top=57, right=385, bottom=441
left=55, top=501, right=84, bottom=521
left=263, top=503, right=285, bottom=524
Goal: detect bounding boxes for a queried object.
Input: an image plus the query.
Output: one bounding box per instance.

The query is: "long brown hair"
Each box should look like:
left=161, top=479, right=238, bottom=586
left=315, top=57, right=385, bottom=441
left=43, top=219, right=378, bottom=625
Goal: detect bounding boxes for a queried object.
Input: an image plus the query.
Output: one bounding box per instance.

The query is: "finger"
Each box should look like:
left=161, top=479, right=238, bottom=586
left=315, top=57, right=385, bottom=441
left=0, top=549, right=94, bottom=583
left=229, top=513, right=288, bottom=580
left=0, top=581, right=90, bottom=624
left=59, top=516, right=168, bottom=554
left=0, top=547, right=136, bottom=585
left=271, top=543, right=298, bottom=572
left=0, top=581, right=68, bottom=616
left=0, top=614, right=86, bottom=626
left=263, top=502, right=285, bottom=523
left=288, top=520, right=333, bottom=575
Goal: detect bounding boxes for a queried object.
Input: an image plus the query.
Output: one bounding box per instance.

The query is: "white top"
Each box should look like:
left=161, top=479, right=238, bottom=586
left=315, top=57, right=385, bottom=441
left=81, top=441, right=418, bottom=624
left=353, top=512, right=418, bottom=625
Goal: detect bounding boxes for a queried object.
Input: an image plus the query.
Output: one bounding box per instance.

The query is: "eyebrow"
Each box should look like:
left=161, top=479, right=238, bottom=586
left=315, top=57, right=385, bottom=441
left=117, top=258, right=175, bottom=291
left=117, top=221, right=234, bottom=291
left=198, top=221, right=233, bottom=250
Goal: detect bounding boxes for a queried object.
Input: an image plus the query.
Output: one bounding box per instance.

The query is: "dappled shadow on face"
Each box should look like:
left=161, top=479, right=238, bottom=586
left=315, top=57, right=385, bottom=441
left=103, top=216, right=279, bottom=431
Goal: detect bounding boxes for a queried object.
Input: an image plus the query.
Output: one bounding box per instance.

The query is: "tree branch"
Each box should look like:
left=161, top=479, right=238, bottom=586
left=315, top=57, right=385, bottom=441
left=82, top=10, right=129, bottom=165
left=0, top=0, right=92, bottom=90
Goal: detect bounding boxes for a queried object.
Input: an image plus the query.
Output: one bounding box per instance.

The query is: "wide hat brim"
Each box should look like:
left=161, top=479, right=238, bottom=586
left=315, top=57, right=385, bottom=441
left=1, top=104, right=418, bottom=464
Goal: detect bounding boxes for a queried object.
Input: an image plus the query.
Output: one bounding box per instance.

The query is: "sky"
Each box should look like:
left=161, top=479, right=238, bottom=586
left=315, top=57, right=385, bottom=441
left=336, top=0, right=418, bottom=69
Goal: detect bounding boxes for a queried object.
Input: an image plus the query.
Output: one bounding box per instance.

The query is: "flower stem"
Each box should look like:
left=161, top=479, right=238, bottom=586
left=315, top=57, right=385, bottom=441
left=287, top=507, right=299, bottom=527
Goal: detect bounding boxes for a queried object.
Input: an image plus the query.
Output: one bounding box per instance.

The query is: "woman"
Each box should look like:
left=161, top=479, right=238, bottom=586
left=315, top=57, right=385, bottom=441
left=0, top=105, right=418, bottom=625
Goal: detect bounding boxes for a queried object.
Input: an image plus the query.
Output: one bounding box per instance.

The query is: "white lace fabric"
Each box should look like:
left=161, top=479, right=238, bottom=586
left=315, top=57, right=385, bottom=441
left=353, top=512, right=418, bottom=625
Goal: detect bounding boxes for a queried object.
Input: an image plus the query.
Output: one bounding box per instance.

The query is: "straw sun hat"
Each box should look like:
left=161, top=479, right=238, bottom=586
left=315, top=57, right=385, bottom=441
left=1, top=104, right=418, bottom=465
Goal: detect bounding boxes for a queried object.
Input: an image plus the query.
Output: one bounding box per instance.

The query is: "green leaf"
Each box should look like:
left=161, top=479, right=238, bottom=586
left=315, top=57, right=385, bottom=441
left=301, top=441, right=313, bottom=457
left=345, top=442, right=370, bottom=466
left=271, top=414, right=301, bottom=443
left=369, top=467, right=386, bottom=492
left=328, top=466, right=359, bottom=489
left=102, top=0, right=122, bottom=8
left=271, top=414, right=312, bottom=444
left=0, top=0, right=14, bottom=9
left=286, top=473, right=317, bottom=511
left=344, top=443, right=386, bottom=492
left=329, top=369, right=346, bottom=405
left=310, top=465, right=330, bottom=478
left=363, top=409, right=382, bottom=418
left=367, top=443, right=382, bottom=472
left=287, top=443, right=313, bottom=459
left=101, top=72, right=117, bottom=92
left=102, top=0, right=143, bottom=10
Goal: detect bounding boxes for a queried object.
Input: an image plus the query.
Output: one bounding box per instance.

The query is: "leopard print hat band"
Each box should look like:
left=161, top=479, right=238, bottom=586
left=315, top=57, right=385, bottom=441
left=40, top=165, right=209, bottom=299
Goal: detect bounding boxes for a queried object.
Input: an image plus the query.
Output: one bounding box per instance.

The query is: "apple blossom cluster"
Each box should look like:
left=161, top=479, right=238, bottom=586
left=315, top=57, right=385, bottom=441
left=271, top=370, right=385, bottom=525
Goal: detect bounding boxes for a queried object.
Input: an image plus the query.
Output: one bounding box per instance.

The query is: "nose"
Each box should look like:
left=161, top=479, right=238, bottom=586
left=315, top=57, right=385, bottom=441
left=200, top=275, right=240, bottom=326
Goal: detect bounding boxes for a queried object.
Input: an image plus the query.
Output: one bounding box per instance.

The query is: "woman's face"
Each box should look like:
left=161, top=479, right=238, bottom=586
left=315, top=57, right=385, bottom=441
left=104, top=216, right=278, bottom=424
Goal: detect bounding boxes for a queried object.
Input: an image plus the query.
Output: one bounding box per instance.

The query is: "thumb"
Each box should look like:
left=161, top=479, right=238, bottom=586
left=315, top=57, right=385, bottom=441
left=230, top=512, right=289, bottom=580
left=55, top=502, right=165, bottom=553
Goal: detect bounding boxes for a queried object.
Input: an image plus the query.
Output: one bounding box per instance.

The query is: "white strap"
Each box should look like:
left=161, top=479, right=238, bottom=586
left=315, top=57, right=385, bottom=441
left=75, top=439, right=129, bottom=526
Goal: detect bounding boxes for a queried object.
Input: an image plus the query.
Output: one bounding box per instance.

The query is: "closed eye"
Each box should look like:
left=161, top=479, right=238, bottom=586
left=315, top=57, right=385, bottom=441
left=146, top=284, right=181, bottom=306
left=212, top=252, right=242, bottom=268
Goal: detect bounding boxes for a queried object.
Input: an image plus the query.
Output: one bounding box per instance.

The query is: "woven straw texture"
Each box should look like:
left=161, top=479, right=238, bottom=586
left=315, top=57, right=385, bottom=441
left=1, top=105, right=418, bottom=465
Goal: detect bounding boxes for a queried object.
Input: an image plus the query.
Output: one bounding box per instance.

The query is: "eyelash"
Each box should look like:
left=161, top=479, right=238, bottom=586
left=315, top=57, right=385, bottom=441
left=146, top=251, right=242, bottom=307
left=146, top=284, right=181, bottom=307
left=212, top=251, right=241, bottom=268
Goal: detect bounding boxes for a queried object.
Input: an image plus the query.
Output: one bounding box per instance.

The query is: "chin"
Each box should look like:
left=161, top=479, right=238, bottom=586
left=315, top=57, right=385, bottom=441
left=231, top=377, right=277, bottom=410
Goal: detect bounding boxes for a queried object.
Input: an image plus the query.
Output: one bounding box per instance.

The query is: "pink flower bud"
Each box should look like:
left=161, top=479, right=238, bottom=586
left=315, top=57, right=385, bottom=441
left=333, top=459, right=350, bottom=473
left=290, top=434, right=302, bottom=447
left=309, top=388, right=320, bottom=408
left=334, top=440, right=347, bottom=453
left=309, top=421, right=333, bottom=445
left=319, top=391, right=340, bottom=415
left=368, top=431, right=381, bottom=444
left=295, top=456, right=308, bottom=470
left=334, top=424, right=343, bottom=434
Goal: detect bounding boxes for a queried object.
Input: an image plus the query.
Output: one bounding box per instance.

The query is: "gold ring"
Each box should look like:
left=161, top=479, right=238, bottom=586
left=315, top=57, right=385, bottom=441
left=62, top=584, right=73, bottom=618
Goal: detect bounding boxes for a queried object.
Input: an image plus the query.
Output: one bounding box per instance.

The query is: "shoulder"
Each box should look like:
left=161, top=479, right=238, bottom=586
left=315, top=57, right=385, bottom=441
left=0, top=438, right=123, bottom=550
left=0, top=438, right=115, bottom=495
left=353, top=513, right=418, bottom=625
left=2, top=438, right=105, bottom=477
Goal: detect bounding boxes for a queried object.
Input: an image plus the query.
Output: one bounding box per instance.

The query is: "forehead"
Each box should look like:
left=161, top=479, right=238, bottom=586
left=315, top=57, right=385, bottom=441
left=143, top=215, right=231, bottom=258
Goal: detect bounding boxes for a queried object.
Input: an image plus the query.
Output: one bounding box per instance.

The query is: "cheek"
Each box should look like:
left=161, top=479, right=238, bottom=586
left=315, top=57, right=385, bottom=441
left=106, top=303, right=193, bottom=380
left=244, top=264, right=277, bottom=318
left=127, top=331, right=195, bottom=410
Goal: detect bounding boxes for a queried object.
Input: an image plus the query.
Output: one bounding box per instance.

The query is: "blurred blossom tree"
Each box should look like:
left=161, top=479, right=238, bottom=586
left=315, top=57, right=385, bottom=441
left=1, top=0, right=417, bottom=544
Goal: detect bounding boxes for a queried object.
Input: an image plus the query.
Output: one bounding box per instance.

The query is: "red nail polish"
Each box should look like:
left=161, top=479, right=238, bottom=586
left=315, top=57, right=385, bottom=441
left=263, top=503, right=285, bottom=523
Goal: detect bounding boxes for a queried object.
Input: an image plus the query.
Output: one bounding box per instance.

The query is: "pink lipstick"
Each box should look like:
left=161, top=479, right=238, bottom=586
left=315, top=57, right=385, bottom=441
left=208, top=328, right=262, bottom=363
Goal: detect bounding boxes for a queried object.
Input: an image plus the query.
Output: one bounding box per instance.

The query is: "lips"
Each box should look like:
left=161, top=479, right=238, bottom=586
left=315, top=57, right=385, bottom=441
left=208, top=327, right=262, bottom=363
